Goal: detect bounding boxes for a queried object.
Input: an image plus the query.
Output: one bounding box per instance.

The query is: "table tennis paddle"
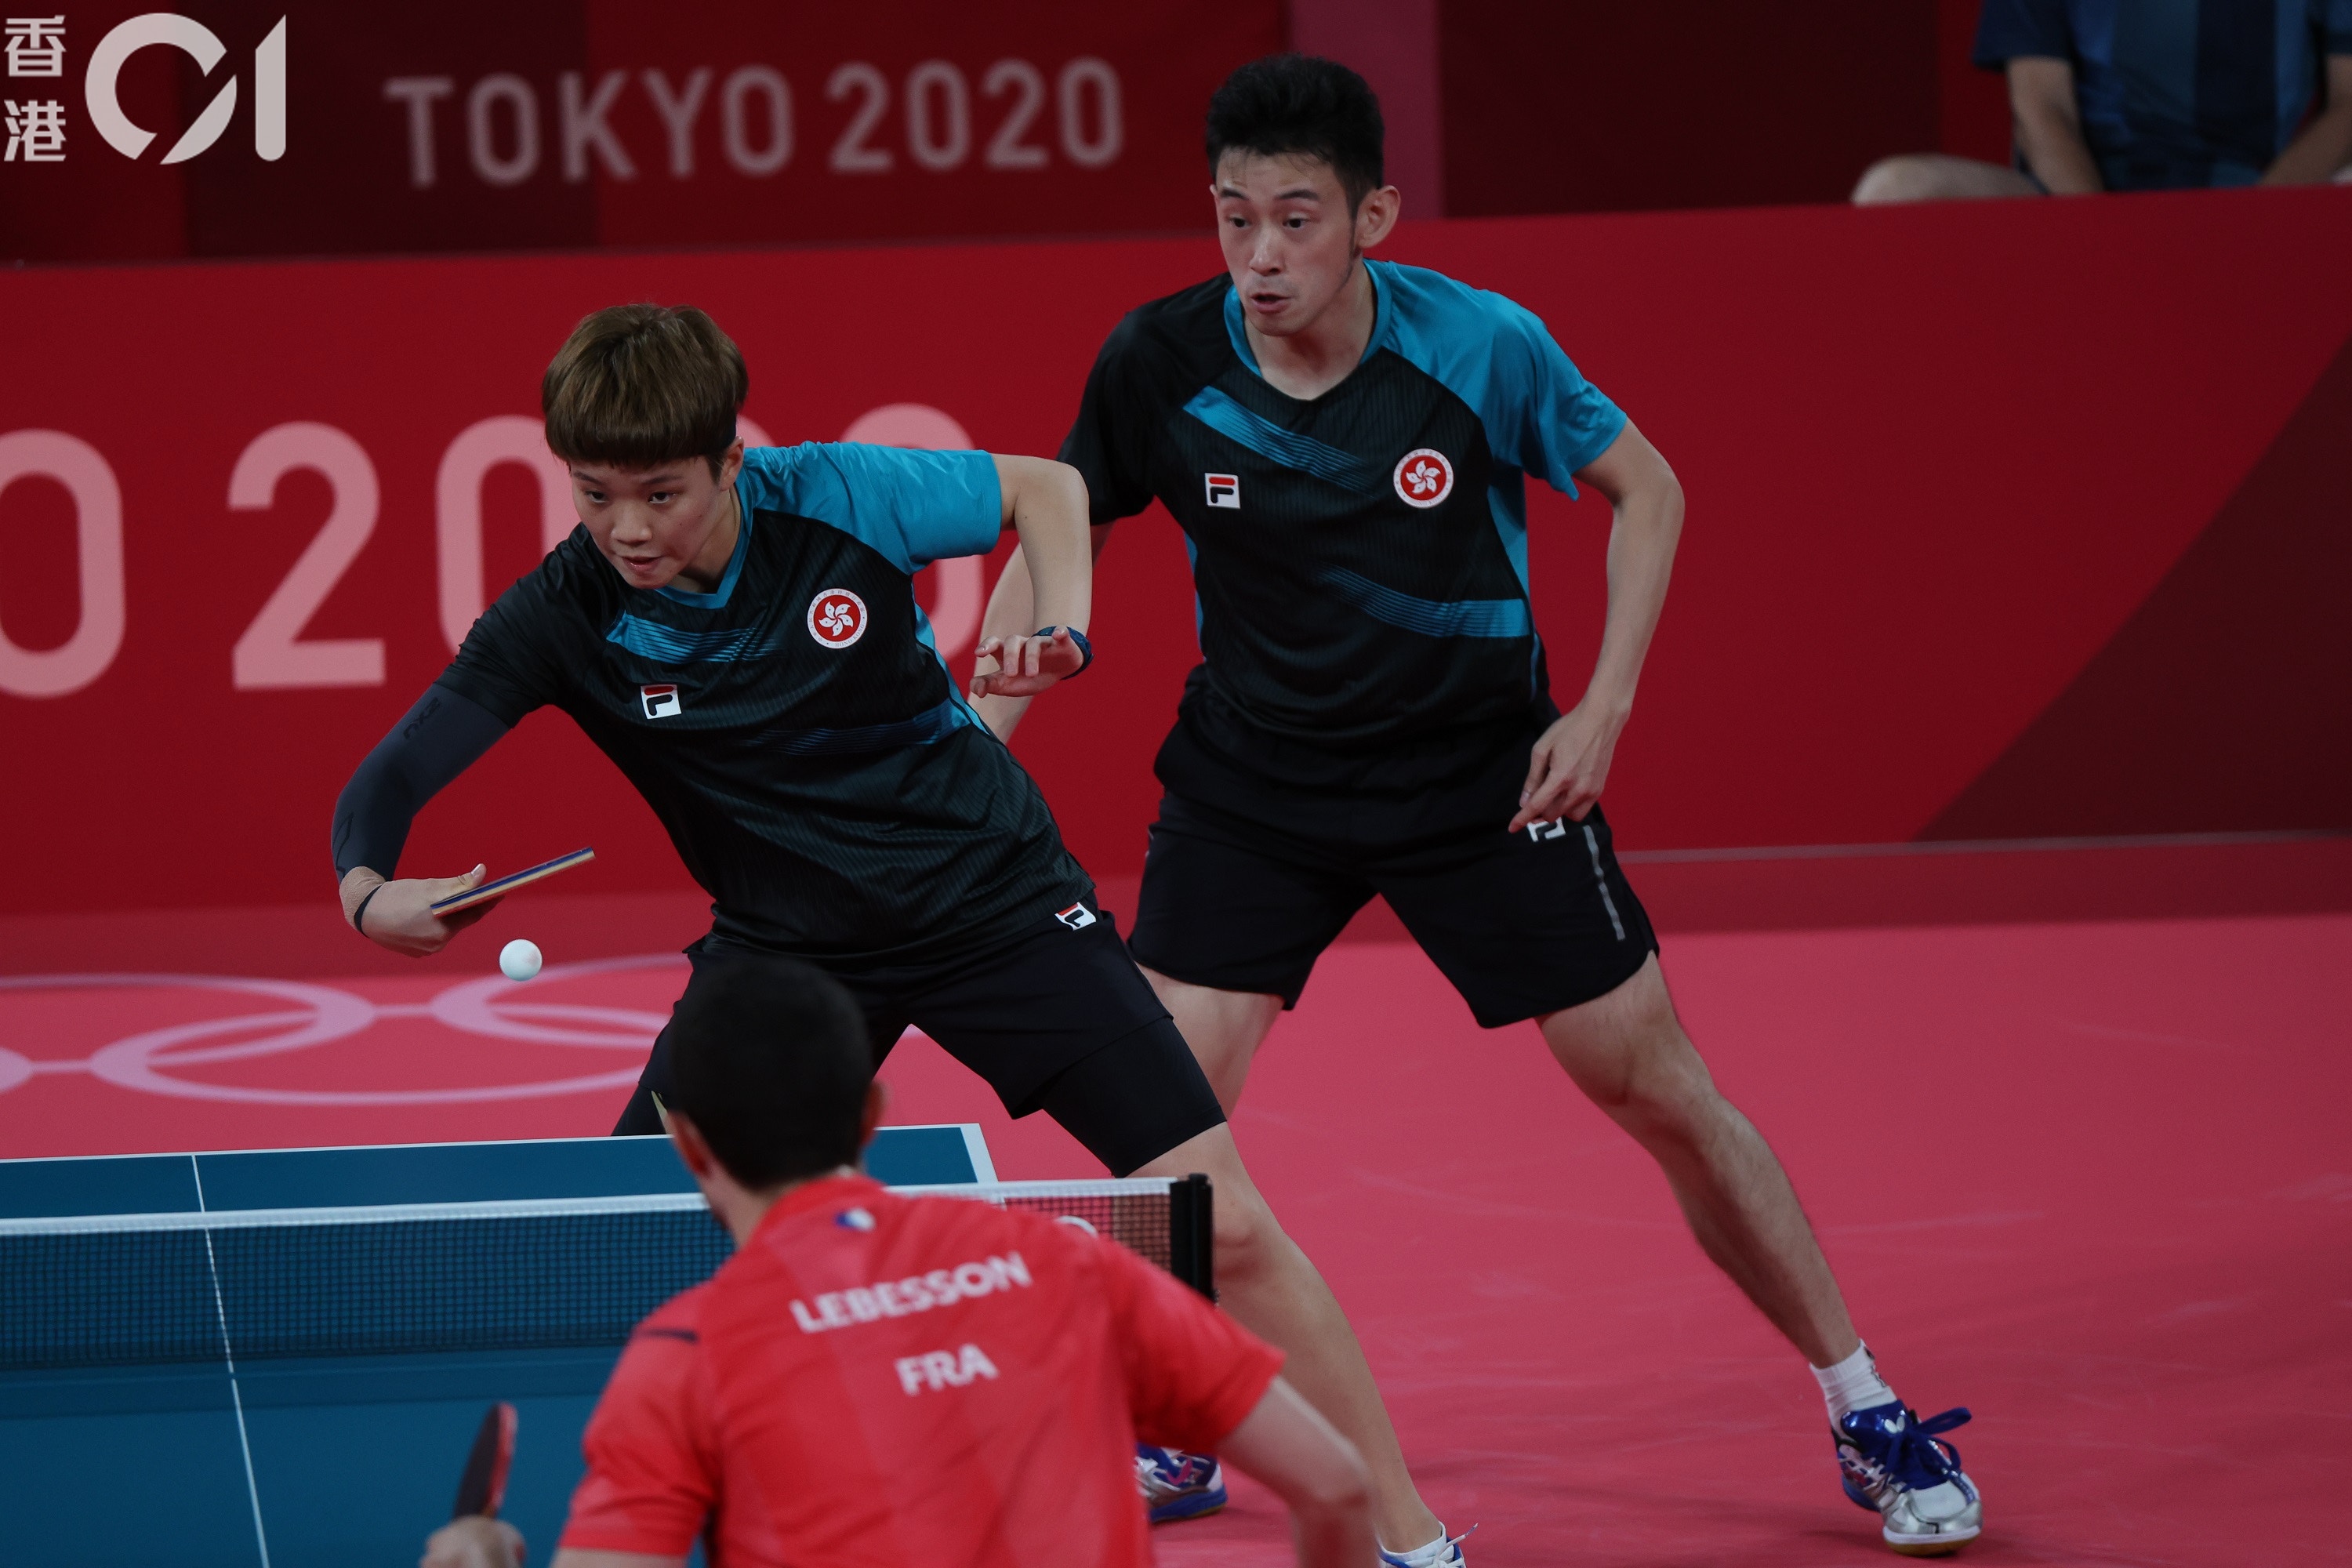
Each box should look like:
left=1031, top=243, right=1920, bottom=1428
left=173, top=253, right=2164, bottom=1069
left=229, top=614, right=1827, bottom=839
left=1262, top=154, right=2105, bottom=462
left=452, top=1401, right=518, bottom=1519
left=429, top=847, right=597, bottom=916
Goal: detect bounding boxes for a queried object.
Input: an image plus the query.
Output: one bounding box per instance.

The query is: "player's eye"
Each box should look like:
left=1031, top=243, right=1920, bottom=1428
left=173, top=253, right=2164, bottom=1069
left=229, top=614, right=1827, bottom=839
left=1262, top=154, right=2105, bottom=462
left=583, top=489, right=608, bottom=503
left=650, top=491, right=677, bottom=503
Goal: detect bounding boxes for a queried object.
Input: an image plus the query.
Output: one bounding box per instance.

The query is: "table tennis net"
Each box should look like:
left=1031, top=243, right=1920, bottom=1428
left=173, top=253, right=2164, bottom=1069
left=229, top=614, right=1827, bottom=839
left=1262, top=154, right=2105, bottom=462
left=0, top=1176, right=1212, bottom=1372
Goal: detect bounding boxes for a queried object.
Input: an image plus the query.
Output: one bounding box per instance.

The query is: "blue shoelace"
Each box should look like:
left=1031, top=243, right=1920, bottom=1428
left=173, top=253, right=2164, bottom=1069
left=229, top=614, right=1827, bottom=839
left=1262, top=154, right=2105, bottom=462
left=1852, top=1405, right=1972, bottom=1490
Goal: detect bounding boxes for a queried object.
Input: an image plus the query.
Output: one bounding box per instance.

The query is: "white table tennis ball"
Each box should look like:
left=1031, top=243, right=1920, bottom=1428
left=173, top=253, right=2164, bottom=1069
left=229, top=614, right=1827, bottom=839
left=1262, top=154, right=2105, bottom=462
left=499, top=939, right=543, bottom=982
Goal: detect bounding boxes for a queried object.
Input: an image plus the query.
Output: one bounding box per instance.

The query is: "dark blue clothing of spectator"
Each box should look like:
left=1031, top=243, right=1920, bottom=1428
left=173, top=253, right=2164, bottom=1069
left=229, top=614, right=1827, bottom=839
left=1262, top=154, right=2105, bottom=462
left=1975, top=0, right=2352, bottom=188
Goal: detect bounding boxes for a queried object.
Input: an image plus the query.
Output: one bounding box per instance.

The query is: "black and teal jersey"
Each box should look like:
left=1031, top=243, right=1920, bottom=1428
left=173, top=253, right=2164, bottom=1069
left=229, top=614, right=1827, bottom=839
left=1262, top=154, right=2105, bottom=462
left=1062, top=259, right=1626, bottom=788
left=431, top=442, right=1089, bottom=966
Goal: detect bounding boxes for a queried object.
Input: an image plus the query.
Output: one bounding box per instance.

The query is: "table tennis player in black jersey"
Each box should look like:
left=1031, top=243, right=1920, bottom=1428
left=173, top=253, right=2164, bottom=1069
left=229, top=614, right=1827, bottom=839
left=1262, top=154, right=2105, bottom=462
left=330, top=303, right=1416, bottom=1538
left=976, top=55, right=1986, bottom=1564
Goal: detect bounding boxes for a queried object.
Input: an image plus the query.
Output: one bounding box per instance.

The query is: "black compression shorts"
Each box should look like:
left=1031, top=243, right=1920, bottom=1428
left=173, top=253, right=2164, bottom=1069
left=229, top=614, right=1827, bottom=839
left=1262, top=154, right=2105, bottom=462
left=615, top=900, right=1227, bottom=1177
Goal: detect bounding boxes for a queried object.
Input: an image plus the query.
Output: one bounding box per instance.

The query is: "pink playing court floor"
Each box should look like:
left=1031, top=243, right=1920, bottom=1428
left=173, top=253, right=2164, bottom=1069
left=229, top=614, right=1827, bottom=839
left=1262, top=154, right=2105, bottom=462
left=3, top=908, right=2346, bottom=1565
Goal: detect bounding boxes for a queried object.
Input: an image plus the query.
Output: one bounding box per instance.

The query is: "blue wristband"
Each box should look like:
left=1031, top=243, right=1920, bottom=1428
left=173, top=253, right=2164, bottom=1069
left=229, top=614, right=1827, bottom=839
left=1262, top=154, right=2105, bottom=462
left=1036, top=626, right=1094, bottom=677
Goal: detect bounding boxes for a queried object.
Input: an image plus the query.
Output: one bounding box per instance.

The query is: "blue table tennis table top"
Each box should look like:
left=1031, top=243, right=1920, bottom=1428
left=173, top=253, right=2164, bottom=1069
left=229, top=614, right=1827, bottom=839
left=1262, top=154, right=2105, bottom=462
left=0, top=1127, right=996, bottom=1568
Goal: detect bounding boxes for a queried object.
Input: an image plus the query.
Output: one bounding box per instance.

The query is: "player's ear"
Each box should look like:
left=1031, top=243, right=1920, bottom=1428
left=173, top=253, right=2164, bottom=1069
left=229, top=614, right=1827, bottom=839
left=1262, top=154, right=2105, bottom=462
left=666, top=1108, right=718, bottom=1179
left=858, top=1079, right=890, bottom=1151
left=1356, top=185, right=1401, bottom=249
left=714, top=438, right=745, bottom=487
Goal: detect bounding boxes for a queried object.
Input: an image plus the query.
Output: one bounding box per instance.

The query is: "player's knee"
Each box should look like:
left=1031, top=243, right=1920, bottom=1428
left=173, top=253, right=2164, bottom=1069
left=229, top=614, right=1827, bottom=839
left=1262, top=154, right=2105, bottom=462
left=1208, top=1182, right=1286, bottom=1287
left=1592, top=1033, right=1721, bottom=1145
left=1852, top=154, right=1944, bottom=205
left=1303, top=1439, right=1373, bottom=1515
left=1622, top=1069, right=1723, bottom=1148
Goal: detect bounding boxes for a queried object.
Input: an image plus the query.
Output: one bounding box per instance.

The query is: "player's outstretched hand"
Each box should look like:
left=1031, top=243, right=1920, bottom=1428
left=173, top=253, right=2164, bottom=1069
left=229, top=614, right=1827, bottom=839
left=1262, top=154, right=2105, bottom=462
left=420, top=1515, right=524, bottom=1568
left=1510, top=700, right=1628, bottom=833
left=341, top=866, right=503, bottom=957
left=969, top=628, right=1086, bottom=701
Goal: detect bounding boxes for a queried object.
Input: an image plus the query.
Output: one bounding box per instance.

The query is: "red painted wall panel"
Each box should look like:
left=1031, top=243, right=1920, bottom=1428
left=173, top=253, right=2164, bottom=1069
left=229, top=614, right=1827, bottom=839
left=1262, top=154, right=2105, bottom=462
left=1938, top=0, right=2013, bottom=162
left=1439, top=0, right=1940, bottom=216
left=1, top=190, right=2346, bottom=919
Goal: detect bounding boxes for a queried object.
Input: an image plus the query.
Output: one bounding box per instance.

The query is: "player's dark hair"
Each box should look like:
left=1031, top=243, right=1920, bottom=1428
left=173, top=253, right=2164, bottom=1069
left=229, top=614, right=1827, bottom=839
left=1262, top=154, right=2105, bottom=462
left=1204, top=54, right=1385, bottom=210
left=665, top=953, right=873, bottom=1190
left=543, top=303, right=748, bottom=481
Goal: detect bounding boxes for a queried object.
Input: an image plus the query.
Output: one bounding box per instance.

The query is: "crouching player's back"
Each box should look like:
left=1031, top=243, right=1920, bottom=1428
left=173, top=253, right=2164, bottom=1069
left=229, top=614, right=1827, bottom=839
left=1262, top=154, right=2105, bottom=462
left=530, top=953, right=1370, bottom=1568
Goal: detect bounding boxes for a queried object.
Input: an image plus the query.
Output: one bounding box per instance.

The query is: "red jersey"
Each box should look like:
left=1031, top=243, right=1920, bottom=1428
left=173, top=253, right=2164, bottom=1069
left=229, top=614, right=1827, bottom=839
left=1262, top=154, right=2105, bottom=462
left=559, top=1174, right=1283, bottom=1566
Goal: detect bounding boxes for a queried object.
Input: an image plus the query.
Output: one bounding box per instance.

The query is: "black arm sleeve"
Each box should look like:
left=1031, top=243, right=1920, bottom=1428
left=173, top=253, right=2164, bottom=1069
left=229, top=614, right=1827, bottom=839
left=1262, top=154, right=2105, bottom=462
left=330, top=683, right=513, bottom=880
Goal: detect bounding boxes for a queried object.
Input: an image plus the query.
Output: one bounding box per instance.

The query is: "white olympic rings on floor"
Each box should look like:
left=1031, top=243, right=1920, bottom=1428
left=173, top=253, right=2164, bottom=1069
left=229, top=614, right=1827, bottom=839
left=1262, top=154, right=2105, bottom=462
left=0, top=955, right=686, bottom=1105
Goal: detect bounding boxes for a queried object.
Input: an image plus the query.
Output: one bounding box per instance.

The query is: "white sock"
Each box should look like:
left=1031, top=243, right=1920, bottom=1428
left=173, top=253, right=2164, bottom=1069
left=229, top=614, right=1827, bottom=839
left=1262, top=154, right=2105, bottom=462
left=1812, top=1341, right=1896, bottom=1423
left=1381, top=1529, right=1459, bottom=1566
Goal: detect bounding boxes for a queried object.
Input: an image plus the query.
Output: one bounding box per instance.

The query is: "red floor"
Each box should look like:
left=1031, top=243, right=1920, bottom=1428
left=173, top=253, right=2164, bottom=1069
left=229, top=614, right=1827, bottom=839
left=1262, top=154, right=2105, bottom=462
left=5, top=912, right=2348, bottom=1565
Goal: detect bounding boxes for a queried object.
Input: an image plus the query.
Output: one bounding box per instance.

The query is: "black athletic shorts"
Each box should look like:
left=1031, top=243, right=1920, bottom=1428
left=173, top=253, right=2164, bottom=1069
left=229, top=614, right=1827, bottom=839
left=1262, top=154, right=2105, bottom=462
left=613, top=900, right=1228, bottom=1176
left=1130, top=717, right=1659, bottom=1029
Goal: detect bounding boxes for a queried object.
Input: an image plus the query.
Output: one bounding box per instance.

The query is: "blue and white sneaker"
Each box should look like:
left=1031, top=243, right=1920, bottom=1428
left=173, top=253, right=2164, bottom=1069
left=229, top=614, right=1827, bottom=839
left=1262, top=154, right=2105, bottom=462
left=1135, top=1444, right=1227, bottom=1523
left=1835, top=1402, right=1983, bottom=1555
left=1377, top=1524, right=1473, bottom=1566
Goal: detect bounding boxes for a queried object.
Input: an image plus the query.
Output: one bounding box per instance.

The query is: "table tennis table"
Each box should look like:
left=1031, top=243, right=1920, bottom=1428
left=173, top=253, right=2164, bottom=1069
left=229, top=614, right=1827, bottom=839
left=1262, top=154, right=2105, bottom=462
left=0, top=1127, right=1214, bottom=1567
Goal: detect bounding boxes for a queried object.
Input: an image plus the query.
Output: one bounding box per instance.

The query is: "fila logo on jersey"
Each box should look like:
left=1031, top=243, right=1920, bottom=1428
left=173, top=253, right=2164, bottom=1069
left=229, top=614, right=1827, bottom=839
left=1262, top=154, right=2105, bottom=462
left=1204, top=472, right=1240, bottom=509
left=807, top=588, right=868, bottom=648
left=641, top=684, right=681, bottom=719
left=1394, top=448, right=1455, bottom=509
left=1054, top=902, right=1098, bottom=931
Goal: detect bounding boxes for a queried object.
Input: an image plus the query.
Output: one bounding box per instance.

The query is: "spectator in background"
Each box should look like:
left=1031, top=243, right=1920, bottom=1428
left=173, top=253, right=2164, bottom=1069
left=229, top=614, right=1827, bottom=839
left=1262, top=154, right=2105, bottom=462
left=1854, top=0, right=2352, bottom=201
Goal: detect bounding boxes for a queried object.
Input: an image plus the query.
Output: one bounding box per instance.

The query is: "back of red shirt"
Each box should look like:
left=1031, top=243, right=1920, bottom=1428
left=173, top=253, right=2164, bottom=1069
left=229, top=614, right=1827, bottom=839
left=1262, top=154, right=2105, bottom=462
left=561, top=1175, right=1281, bottom=1567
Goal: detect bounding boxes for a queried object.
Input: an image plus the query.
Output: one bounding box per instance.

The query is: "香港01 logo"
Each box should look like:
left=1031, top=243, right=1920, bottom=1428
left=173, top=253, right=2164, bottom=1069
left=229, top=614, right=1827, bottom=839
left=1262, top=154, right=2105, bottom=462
left=808, top=588, right=868, bottom=648
left=3, top=13, right=287, bottom=167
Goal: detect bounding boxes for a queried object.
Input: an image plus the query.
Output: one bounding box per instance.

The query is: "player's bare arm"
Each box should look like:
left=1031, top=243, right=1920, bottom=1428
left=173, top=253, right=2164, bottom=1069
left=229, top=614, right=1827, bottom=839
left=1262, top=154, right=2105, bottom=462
left=967, top=454, right=1095, bottom=701
left=1512, top=420, right=1682, bottom=833
left=2262, top=54, right=2352, bottom=184
left=1218, top=1377, right=1375, bottom=1568
left=2006, top=57, right=2104, bottom=194
left=971, top=521, right=1115, bottom=737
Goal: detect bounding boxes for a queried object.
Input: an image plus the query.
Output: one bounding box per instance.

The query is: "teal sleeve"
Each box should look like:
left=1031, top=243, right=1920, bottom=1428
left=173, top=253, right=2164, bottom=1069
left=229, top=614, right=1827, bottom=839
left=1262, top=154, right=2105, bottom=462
left=1487, top=295, right=1628, bottom=493
left=740, top=443, right=1002, bottom=575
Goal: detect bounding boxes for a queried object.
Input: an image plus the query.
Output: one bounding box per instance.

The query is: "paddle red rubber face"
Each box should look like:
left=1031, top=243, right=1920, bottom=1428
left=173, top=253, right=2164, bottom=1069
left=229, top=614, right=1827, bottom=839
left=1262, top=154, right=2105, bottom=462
left=452, top=1401, right=517, bottom=1519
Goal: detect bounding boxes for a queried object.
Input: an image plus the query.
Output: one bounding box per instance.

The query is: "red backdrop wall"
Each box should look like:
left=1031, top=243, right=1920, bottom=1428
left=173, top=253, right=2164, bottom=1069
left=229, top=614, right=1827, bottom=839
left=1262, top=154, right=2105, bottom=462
left=2, top=188, right=2347, bottom=918
left=1438, top=0, right=2016, bottom=218
left=0, top=0, right=1281, bottom=261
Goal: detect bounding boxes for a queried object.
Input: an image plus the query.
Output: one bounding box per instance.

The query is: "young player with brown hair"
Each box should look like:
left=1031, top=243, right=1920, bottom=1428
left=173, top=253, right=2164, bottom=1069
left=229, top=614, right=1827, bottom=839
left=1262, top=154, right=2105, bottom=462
left=335, top=302, right=1453, bottom=1556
